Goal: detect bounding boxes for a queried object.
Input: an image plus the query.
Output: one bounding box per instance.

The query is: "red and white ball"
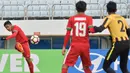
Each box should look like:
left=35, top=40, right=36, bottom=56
left=30, top=35, right=40, bottom=44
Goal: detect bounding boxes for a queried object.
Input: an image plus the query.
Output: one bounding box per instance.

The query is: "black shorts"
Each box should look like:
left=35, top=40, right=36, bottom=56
left=105, top=40, right=129, bottom=61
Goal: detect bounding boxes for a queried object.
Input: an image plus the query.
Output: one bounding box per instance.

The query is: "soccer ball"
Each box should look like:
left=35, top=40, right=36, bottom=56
left=30, top=35, right=40, bottom=44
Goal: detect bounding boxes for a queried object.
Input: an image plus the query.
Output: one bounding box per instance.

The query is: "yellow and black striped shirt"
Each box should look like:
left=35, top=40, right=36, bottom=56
left=103, top=14, right=129, bottom=42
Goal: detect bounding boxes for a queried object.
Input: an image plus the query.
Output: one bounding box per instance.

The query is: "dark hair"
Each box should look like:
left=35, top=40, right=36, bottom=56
left=4, top=20, right=12, bottom=26
left=76, top=1, right=87, bottom=12
left=107, top=1, right=117, bottom=13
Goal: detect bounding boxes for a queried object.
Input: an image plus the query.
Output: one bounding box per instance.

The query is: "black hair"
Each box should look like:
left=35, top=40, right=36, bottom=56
left=76, top=1, right=87, bottom=12
left=4, top=20, right=12, bottom=26
left=107, top=1, right=117, bottom=13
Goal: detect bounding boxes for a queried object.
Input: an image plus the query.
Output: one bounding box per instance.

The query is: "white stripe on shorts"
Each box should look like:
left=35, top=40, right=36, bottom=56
left=63, top=46, right=71, bottom=64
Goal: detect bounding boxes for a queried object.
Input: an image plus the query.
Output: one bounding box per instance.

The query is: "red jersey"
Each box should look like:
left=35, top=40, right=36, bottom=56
left=63, top=14, right=94, bottom=47
left=67, top=14, right=93, bottom=43
left=6, top=25, right=28, bottom=43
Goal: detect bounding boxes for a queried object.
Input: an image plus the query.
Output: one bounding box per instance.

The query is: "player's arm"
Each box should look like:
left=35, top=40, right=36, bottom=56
left=6, top=30, right=18, bottom=40
left=62, top=18, right=72, bottom=55
left=94, top=18, right=111, bottom=32
left=126, top=28, right=130, bottom=37
left=63, top=18, right=72, bottom=48
left=62, top=28, right=71, bottom=56
left=124, top=20, right=130, bottom=36
left=63, top=29, right=71, bottom=48
left=88, top=17, right=95, bottom=33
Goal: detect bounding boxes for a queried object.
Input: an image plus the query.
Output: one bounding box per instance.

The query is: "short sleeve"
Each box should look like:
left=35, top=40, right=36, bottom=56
left=66, top=18, right=72, bottom=31
left=103, top=17, right=111, bottom=28
left=123, top=19, right=129, bottom=29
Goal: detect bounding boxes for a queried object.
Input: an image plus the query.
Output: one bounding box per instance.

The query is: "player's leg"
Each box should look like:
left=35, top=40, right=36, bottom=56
left=15, top=42, right=24, bottom=53
left=22, top=42, right=34, bottom=73
left=61, top=64, right=68, bottom=73
left=103, top=42, right=118, bottom=73
left=83, top=66, right=91, bottom=73
left=61, top=45, right=80, bottom=73
left=80, top=45, right=92, bottom=73
left=62, top=47, right=71, bottom=73
left=120, top=47, right=129, bottom=73
left=25, top=58, right=34, bottom=73
left=103, top=59, right=115, bottom=73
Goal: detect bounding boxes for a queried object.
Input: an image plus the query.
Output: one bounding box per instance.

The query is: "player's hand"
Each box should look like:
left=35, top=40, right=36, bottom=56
left=1, top=37, right=6, bottom=40
left=62, top=47, right=66, bottom=56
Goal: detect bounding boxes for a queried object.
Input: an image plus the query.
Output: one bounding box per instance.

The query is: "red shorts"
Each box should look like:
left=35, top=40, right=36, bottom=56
left=15, top=42, right=30, bottom=58
left=63, top=43, right=91, bottom=67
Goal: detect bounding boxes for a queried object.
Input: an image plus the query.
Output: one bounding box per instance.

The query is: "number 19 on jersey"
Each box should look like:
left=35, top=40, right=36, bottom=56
left=74, top=22, right=87, bottom=37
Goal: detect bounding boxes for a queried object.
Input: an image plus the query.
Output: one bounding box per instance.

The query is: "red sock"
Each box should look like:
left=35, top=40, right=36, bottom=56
left=84, top=68, right=92, bottom=73
left=27, top=61, right=34, bottom=73
left=61, top=68, right=68, bottom=73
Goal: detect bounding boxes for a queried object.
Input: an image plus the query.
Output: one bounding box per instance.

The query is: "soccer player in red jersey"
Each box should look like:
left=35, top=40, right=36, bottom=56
left=1, top=21, right=34, bottom=73
left=61, top=1, right=95, bottom=73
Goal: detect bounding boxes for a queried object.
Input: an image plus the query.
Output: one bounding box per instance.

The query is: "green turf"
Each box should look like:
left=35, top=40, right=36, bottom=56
left=0, top=50, right=64, bottom=73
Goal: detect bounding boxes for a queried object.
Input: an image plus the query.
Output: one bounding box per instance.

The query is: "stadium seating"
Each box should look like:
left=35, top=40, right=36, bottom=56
left=27, top=5, right=49, bottom=18
left=0, top=0, right=129, bottom=19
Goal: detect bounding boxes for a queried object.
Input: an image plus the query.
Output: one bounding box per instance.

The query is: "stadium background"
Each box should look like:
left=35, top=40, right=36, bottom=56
left=0, top=0, right=130, bottom=73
